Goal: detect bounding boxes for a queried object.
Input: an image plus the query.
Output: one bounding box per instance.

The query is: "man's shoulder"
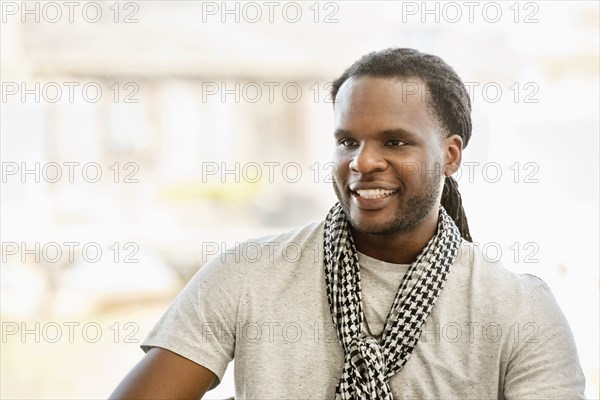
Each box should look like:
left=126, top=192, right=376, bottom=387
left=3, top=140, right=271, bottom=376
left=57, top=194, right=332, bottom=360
left=200, top=219, right=326, bottom=273
left=453, top=240, right=548, bottom=299
left=238, top=219, right=325, bottom=251
left=441, top=241, right=560, bottom=334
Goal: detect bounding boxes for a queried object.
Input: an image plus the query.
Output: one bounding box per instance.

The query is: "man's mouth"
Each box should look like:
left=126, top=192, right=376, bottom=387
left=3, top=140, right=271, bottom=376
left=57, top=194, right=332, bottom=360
left=353, top=189, right=398, bottom=199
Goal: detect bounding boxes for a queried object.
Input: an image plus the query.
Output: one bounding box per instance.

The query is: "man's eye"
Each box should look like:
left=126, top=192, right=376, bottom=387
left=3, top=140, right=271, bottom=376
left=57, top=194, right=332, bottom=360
left=386, top=139, right=406, bottom=146
left=339, top=139, right=356, bottom=147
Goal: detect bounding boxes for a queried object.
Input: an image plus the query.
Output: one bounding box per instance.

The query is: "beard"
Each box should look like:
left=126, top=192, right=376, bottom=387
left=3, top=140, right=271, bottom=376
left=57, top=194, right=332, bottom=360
left=333, top=168, right=443, bottom=236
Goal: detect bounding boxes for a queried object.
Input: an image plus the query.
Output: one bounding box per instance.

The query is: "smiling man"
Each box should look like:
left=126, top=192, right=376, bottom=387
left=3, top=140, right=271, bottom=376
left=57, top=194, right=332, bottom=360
left=331, top=74, right=462, bottom=265
left=111, top=48, right=585, bottom=399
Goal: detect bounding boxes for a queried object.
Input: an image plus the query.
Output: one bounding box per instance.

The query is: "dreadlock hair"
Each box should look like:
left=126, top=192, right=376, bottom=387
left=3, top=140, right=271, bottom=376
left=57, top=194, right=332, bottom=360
left=330, top=48, right=473, bottom=241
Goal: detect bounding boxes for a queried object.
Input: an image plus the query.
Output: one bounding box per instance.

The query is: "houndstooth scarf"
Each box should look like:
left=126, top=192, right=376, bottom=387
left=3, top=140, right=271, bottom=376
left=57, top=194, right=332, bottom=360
left=323, top=203, right=462, bottom=399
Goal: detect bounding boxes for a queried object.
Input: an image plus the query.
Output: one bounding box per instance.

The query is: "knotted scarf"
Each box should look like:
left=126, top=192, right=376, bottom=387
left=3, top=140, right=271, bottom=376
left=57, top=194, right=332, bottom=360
left=323, top=203, right=462, bottom=399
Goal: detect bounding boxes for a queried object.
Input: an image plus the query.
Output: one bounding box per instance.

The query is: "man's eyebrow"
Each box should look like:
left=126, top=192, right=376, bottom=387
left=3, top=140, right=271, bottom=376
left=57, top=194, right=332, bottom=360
left=379, top=129, right=417, bottom=139
left=333, top=128, right=417, bottom=139
left=334, top=129, right=353, bottom=139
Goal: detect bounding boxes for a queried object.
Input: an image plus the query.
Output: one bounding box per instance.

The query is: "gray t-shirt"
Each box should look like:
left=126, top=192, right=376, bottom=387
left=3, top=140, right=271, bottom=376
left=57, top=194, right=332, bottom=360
left=141, top=221, right=585, bottom=399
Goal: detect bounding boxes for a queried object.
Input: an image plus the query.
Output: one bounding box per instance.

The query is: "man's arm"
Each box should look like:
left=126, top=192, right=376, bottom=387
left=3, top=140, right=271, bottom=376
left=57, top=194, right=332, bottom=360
left=109, top=347, right=217, bottom=400
left=503, top=280, right=586, bottom=399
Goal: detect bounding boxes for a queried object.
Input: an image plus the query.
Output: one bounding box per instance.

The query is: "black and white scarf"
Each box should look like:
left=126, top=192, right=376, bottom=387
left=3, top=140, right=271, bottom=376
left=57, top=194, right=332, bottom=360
left=323, top=203, right=462, bottom=399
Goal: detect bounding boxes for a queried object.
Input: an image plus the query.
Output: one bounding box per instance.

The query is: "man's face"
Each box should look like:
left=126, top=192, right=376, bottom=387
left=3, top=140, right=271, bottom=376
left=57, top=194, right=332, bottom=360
left=332, top=76, right=447, bottom=235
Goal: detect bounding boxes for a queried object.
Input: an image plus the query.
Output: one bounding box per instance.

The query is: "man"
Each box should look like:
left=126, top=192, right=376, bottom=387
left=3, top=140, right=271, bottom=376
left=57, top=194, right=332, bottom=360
left=110, top=48, right=585, bottom=399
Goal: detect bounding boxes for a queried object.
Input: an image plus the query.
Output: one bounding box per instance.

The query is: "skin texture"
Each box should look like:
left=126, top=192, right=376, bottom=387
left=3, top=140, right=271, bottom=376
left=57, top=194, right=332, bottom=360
left=109, top=347, right=216, bottom=399
left=332, top=76, right=463, bottom=264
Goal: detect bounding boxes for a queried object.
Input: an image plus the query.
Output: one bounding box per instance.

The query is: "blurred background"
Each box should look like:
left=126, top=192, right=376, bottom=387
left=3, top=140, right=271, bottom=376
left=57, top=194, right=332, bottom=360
left=1, top=1, right=598, bottom=398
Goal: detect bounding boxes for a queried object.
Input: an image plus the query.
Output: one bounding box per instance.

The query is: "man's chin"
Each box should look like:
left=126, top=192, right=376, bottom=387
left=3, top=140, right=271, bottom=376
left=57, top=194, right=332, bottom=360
left=339, top=200, right=407, bottom=235
left=348, top=214, right=399, bottom=236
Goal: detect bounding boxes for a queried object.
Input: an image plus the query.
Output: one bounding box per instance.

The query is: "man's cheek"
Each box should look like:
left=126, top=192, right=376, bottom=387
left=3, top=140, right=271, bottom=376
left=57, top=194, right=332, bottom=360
left=399, top=161, right=420, bottom=179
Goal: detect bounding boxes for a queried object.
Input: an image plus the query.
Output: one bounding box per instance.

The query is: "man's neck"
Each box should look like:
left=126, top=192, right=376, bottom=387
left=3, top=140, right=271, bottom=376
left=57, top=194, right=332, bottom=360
left=351, top=208, right=440, bottom=265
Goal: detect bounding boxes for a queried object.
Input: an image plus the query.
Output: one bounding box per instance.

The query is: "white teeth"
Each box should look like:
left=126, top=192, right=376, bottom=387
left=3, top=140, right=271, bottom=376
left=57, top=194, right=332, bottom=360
left=355, top=189, right=396, bottom=199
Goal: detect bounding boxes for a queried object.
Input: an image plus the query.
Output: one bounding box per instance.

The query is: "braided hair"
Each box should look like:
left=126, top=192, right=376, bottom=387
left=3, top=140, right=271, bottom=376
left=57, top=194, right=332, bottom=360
left=330, top=48, right=473, bottom=241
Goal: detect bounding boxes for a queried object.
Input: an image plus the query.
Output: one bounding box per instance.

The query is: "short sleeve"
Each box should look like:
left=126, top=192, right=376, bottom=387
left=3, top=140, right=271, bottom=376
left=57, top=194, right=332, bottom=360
left=504, top=275, right=586, bottom=399
left=140, top=254, right=247, bottom=389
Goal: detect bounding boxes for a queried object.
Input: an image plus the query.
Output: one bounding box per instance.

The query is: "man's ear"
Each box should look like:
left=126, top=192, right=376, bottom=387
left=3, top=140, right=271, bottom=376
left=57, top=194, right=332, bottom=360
left=443, top=134, right=463, bottom=177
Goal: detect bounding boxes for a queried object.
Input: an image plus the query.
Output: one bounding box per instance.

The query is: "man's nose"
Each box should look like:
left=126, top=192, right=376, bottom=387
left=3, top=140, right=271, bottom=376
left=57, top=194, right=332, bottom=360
left=349, top=143, right=387, bottom=174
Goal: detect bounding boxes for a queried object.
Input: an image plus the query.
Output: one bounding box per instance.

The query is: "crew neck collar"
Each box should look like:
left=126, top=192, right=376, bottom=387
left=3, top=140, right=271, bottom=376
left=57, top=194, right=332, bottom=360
left=357, top=251, right=411, bottom=271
